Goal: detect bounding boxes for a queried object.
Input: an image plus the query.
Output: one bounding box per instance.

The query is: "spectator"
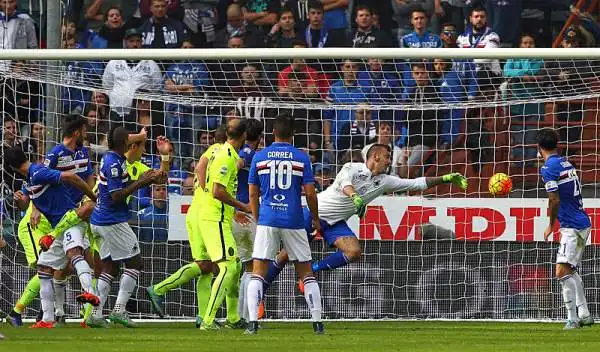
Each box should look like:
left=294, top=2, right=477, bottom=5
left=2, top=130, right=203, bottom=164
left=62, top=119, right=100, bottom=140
left=440, top=22, right=458, bottom=48
left=503, top=33, right=543, bottom=165
left=457, top=7, right=501, bottom=100
left=140, top=0, right=188, bottom=48
left=88, top=90, right=110, bottom=121
left=83, top=0, right=137, bottom=32
left=392, top=0, right=435, bottom=40
left=279, top=73, right=324, bottom=148
left=93, top=6, right=127, bottom=49
left=362, top=120, right=406, bottom=176
left=61, top=36, right=104, bottom=115
left=2, top=60, right=43, bottom=124
left=1, top=116, right=25, bottom=199
left=277, top=40, right=329, bottom=98
left=182, top=174, right=195, bottom=195
left=326, top=59, right=368, bottom=150
left=304, top=0, right=344, bottom=47
left=349, top=5, right=395, bottom=47
left=321, top=0, right=349, bottom=45
left=139, top=0, right=184, bottom=20
left=401, top=62, right=440, bottom=170
left=485, top=0, right=522, bottom=47
left=164, top=39, right=211, bottom=159
left=102, top=28, right=162, bottom=129
left=340, top=149, right=365, bottom=164
left=131, top=98, right=166, bottom=157
left=242, top=0, right=281, bottom=42
left=435, top=0, right=468, bottom=34
left=282, top=0, right=310, bottom=30
left=357, top=58, right=402, bottom=105
left=214, top=3, right=255, bottom=48
left=0, top=0, right=37, bottom=72
left=198, top=129, right=215, bottom=153
left=21, top=121, right=45, bottom=163
left=400, top=8, right=442, bottom=48
left=351, top=0, right=396, bottom=34
left=84, top=107, right=110, bottom=146
left=137, top=184, right=168, bottom=242
left=432, top=58, right=476, bottom=148
left=266, top=7, right=304, bottom=48
left=339, top=103, right=377, bottom=150
left=231, top=64, right=276, bottom=123
left=180, top=0, right=219, bottom=48
left=313, top=162, right=333, bottom=191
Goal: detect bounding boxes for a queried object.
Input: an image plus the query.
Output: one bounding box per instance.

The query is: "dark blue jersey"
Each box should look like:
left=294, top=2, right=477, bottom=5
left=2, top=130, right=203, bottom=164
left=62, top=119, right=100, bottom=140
left=91, top=151, right=130, bottom=225
left=249, top=142, right=313, bottom=229
left=25, top=164, right=77, bottom=228
left=541, top=154, right=591, bottom=229
left=237, top=144, right=256, bottom=204
left=44, top=144, right=93, bottom=204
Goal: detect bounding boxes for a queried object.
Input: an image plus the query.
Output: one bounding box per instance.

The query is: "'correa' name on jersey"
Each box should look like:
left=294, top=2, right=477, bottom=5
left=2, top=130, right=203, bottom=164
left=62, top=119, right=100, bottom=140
left=249, top=142, right=313, bottom=229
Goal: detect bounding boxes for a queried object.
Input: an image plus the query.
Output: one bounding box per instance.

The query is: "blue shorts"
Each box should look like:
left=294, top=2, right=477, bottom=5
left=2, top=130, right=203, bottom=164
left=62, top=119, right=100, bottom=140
left=303, top=207, right=354, bottom=247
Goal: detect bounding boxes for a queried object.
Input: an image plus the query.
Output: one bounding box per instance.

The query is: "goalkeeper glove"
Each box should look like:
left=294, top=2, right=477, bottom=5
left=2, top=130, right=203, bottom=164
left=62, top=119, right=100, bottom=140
left=39, top=234, right=55, bottom=252
left=351, top=194, right=367, bottom=218
left=441, top=173, right=468, bottom=190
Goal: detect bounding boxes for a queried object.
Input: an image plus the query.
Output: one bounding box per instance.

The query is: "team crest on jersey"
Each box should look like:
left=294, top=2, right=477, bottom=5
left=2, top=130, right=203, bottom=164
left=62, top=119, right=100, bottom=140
left=43, top=159, right=51, bottom=167
left=220, top=165, right=228, bottom=175
left=111, top=167, right=119, bottom=177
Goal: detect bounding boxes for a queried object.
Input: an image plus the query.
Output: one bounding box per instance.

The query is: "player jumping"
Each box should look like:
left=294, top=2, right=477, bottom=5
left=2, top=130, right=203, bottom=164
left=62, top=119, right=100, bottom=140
left=538, top=128, right=594, bottom=330
left=145, top=126, right=227, bottom=327
left=4, top=146, right=99, bottom=328
left=262, top=144, right=468, bottom=289
left=245, top=115, right=323, bottom=335
left=86, top=126, right=169, bottom=328
left=7, top=115, right=95, bottom=327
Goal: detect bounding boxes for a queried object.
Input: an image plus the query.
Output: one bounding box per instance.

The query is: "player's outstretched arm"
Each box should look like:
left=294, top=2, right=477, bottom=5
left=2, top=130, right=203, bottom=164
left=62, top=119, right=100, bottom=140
left=249, top=184, right=260, bottom=221
left=544, top=191, right=560, bottom=241
left=156, top=136, right=172, bottom=173
left=213, top=183, right=251, bottom=213
left=60, top=171, right=97, bottom=203
left=427, top=173, right=468, bottom=190
left=128, top=127, right=148, bottom=145
left=384, top=173, right=468, bottom=194
left=111, top=170, right=163, bottom=203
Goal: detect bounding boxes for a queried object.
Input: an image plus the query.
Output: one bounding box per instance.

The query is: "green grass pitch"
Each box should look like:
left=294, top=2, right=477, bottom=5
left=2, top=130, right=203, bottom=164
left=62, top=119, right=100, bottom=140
left=0, top=321, right=598, bottom=352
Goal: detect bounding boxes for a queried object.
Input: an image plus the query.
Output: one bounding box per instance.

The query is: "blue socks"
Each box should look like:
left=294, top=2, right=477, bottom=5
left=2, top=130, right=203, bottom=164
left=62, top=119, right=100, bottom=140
left=263, top=261, right=284, bottom=290
left=312, top=251, right=350, bottom=273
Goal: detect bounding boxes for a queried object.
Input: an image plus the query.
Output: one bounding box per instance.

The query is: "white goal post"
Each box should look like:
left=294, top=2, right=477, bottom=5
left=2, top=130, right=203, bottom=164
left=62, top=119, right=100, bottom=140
left=1, top=47, right=600, bottom=322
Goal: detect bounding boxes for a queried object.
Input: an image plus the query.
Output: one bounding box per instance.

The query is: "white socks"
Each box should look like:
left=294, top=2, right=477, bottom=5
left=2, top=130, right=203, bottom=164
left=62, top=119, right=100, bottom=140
left=93, top=273, right=114, bottom=319
left=114, top=269, right=139, bottom=314
left=303, top=277, right=322, bottom=322
left=247, top=275, right=264, bottom=322
left=559, top=274, right=578, bottom=322
left=39, top=272, right=55, bottom=322
left=238, top=271, right=251, bottom=321
left=71, top=255, right=94, bottom=293
left=572, top=272, right=590, bottom=318
left=53, top=278, right=67, bottom=317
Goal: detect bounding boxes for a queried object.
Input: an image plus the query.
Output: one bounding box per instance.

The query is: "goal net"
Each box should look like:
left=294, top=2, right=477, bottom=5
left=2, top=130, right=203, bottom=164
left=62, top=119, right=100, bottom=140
left=1, top=48, right=600, bottom=321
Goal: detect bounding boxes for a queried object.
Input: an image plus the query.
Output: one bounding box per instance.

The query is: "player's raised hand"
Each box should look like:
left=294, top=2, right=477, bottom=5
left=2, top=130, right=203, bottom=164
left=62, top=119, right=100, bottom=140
left=156, top=136, right=172, bottom=155
left=351, top=194, right=367, bottom=218
left=442, top=173, right=468, bottom=190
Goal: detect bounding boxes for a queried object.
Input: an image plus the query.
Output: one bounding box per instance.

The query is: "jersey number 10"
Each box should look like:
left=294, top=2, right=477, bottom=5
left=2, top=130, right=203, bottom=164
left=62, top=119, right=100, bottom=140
left=267, top=160, right=292, bottom=190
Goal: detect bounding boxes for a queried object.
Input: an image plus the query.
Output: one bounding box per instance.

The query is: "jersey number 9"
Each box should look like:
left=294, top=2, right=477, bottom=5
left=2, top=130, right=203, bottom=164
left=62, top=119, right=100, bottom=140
left=267, top=160, right=292, bottom=190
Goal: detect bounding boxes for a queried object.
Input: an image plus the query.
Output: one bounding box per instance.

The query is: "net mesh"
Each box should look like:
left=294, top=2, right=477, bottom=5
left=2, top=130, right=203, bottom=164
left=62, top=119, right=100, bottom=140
left=2, top=52, right=600, bottom=320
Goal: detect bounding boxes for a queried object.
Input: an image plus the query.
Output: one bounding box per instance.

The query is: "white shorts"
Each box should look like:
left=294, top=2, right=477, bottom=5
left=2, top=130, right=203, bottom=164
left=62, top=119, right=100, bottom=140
left=91, top=222, right=140, bottom=261
left=232, top=214, right=256, bottom=263
left=37, top=223, right=89, bottom=270
left=252, top=225, right=311, bottom=263
left=557, top=227, right=591, bottom=267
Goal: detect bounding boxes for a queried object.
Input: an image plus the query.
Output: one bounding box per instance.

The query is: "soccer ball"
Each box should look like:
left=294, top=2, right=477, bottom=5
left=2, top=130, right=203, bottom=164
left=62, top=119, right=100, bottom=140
left=489, top=173, right=512, bottom=197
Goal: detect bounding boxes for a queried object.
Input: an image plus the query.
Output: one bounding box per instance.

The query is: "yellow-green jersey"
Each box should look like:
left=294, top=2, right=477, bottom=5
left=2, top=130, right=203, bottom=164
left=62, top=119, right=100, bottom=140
left=198, top=142, right=239, bottom=223
left=88, top=159, right=150, bottom=203
left=191, top=143, right=223, bottom=206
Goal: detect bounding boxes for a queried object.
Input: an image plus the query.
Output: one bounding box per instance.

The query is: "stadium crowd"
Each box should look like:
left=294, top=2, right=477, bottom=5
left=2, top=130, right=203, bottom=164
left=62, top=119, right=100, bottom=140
left=1, top=0, right=599, bottom=242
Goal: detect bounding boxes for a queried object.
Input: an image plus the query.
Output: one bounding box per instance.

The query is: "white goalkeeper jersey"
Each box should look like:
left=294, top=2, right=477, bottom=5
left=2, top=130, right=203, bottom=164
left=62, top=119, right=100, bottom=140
left=317, top=163, right=428, bottom=225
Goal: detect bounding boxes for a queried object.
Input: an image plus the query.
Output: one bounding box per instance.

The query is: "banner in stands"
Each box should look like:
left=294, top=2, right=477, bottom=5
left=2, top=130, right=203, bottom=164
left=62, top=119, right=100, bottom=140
left=168, top=196, right=600, bottom=243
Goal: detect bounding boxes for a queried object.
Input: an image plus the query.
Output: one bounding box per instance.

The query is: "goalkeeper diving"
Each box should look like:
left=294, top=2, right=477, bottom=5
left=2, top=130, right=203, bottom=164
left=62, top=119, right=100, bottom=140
left=262, top=143, right=468, bottom=288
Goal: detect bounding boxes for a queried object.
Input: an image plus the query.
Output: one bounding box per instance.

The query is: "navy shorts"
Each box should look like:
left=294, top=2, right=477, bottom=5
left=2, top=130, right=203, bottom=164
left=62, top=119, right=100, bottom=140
left=303, top=207, right=355, bottom=247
